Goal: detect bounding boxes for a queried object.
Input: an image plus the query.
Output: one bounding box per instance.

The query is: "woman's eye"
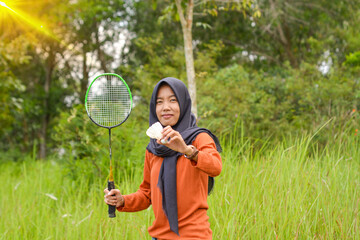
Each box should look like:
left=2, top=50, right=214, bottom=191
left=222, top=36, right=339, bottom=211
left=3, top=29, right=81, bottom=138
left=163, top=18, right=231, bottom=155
left=156, top=101, right=163, bottom=104
left=170, top=98, right=177, bottom=102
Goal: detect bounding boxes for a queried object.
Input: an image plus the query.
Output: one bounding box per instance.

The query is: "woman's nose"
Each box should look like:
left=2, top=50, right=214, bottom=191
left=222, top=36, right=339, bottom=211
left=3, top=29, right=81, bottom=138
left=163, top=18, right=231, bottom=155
left=162, top=101, right=171, bottom=110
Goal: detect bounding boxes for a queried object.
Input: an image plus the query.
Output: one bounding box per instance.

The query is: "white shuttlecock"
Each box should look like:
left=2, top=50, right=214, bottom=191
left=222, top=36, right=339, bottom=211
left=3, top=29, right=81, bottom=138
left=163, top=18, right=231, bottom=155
left=146, top=122, right=168, bottom=144
left=146, top=122, right=163, bottom=139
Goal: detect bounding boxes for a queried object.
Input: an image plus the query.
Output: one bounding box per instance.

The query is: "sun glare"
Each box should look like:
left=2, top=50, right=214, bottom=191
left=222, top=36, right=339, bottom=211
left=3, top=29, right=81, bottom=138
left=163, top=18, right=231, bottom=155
left=0, top=1, right=52, bottom=36
left=0, top=1, right=15, bottom=13
left=0, top=1, right=12, bottom=11
left=0, top=1, right=76, bottom=54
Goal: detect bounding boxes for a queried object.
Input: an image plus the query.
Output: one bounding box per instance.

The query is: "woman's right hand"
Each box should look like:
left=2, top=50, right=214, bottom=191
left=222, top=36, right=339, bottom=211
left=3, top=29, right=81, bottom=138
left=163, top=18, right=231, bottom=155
left=104, top=188, right=125, bottom=208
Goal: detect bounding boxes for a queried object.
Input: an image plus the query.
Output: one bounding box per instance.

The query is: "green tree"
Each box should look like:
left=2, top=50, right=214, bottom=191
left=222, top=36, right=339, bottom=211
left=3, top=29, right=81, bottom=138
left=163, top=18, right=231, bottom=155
left=63, top=0, right=127, bottom=100
left=0, top=37, right=29, bottom=146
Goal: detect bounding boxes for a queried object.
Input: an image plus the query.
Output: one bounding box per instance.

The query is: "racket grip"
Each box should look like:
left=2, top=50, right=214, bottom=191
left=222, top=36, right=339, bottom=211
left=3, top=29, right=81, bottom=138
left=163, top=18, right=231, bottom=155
left=108, top=181, right=116, bottom=218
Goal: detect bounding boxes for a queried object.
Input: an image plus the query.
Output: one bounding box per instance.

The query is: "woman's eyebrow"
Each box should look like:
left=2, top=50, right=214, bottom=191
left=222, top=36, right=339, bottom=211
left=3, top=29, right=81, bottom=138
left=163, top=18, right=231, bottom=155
left=156, top=95, right=176, bottom=99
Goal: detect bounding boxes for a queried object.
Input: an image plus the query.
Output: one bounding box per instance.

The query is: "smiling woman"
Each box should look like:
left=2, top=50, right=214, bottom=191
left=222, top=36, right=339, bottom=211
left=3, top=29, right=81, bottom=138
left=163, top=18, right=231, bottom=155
left=104, top=77, right=223, bottom=239
left=155, top=84, right=181, bottom=127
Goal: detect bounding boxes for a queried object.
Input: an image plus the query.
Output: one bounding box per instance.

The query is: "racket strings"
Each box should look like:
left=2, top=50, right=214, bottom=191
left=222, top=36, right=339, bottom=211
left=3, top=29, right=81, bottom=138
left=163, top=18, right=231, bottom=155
left=86, top=75, right=131, bottom=127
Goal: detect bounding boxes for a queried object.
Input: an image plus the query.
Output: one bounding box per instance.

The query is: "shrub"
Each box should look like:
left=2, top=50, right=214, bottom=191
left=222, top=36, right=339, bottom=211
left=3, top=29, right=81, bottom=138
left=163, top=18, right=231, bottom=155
left=197, top=63, right=359, bottom=143
left=52, top=104, right=149, bottom=183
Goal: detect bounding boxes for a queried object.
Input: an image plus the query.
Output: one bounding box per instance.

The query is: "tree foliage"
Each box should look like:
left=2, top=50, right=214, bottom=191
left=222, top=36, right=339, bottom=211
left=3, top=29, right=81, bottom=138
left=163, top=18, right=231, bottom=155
left=0, top=36, right=29, bottom=143
left=0, top=0, right=359, bottom=164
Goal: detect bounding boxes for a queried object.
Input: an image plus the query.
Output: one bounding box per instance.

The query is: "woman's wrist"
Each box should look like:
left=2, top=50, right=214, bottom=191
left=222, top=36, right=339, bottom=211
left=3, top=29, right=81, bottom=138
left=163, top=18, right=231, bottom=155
left=117, top=196, right=125, bottom=208
left=184, top=145, right=194, bottom=156
left=184, top=145, right=199, bottom=160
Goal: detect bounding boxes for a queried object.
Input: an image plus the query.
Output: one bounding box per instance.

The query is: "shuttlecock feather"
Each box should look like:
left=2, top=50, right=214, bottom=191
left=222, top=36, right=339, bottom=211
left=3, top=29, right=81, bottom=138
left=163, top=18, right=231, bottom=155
left=146, top=122, right=168, bottom=144
left=146, top=122, right=163, bottom=140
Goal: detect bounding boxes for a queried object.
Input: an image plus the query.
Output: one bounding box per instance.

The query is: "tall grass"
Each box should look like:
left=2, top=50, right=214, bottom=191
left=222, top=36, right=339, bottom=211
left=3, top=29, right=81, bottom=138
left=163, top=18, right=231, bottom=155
left=210, top=130, right=359, bottom=239
left=0, top=159, right=153, bottom=240
left=0, top=132, right=359, bottom=239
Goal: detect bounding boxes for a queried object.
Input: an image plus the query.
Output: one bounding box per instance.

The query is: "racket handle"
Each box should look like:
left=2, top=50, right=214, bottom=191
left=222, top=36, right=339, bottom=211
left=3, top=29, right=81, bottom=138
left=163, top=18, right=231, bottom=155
left=108, top=181, right=116, bottom=218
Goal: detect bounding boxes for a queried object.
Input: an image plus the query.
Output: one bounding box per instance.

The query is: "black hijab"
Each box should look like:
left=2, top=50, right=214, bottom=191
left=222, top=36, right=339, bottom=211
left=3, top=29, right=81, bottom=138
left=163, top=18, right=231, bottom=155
left=146, top=77, right=222, bottom=235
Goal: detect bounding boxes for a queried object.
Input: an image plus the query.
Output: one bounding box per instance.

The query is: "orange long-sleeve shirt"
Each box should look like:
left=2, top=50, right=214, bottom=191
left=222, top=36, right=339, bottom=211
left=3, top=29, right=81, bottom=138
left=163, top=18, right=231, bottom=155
left=117, top=132, right=222, bottom=240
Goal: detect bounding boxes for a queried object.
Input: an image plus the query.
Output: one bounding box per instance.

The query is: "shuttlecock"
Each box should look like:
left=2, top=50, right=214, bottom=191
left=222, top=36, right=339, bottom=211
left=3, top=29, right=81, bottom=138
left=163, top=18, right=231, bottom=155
left=146, top=122, right=168, bottom=144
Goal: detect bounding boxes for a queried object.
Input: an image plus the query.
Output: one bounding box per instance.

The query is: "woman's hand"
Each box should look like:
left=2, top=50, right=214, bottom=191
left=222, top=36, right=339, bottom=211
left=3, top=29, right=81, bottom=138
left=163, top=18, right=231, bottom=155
left=104, top=188, right=125, bottom=208
left=158, top=126, right=194, bottom=156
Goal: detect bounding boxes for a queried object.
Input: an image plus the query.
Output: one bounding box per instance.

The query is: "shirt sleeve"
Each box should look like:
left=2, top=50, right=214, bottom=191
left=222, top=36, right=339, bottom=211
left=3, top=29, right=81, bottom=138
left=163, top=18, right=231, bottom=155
left=117, top=150, right=152, bottom=212
left=191, top=132, right=222, bottom=177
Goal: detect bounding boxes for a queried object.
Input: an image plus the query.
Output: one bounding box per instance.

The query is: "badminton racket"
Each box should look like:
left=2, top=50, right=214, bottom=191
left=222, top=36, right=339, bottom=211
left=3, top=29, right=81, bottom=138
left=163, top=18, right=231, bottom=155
left=85, top=73, right=132, bottom=218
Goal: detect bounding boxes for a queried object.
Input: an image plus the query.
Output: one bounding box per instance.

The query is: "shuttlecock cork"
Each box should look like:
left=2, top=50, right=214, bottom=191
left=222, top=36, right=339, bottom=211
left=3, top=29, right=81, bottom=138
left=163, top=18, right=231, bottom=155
left=146, top=122, right=168, bottom=144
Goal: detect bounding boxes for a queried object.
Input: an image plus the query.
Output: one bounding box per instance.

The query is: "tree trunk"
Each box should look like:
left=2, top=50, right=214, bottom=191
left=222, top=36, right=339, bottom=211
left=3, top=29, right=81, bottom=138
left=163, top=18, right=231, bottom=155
left=81, top=48, right=89, bottom=101
left=39, top=49, right=55, bottom=159
left=175, top=0, right=198, bottom=118
left=95, top=21, right=109, bottom=73
left=282, top=20, right=298, bottom=68
left=269, top=0, right=298, bottom=68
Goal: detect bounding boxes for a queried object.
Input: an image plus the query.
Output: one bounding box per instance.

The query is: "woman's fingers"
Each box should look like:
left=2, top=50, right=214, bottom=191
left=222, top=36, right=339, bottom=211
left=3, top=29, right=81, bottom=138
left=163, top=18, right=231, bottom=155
left=105, top=195, right=117, bottom=200
left=104, top=188, right=122, bottom=206
left=104, top=195, right=118, bottom=206
left=161, top=126, right=180, bottom=142
left=162, top=125, right=175, bottom=136
left=161, top=127, right=171, bottom=140
left=104, top=195, right=116, bottom=205
left=159, top=127, right=188, bottom=154
left=104, top=198, right=117, bottom=206
left=108, top=189, right=120, bottom=196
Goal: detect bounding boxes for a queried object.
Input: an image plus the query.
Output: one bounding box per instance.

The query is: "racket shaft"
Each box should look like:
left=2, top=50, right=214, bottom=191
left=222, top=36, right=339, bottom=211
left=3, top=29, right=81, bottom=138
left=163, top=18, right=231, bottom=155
left=108, top=181, right=116, bottom=218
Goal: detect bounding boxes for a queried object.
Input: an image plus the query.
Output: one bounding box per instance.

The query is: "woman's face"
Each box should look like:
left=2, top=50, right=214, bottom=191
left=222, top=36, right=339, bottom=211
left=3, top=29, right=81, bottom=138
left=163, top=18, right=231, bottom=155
left=156, top=84, right=180, bottom=126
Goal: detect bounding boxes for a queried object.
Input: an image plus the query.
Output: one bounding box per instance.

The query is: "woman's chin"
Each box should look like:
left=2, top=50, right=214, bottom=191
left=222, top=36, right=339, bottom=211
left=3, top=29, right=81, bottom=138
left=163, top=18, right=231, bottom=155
left=159, top=119, right=176, bottom=127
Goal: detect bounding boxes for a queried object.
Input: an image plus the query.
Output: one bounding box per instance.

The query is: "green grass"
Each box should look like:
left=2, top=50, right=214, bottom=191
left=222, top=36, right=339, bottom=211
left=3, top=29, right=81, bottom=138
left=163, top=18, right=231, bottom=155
left=0, top=134, right=359, bottom=239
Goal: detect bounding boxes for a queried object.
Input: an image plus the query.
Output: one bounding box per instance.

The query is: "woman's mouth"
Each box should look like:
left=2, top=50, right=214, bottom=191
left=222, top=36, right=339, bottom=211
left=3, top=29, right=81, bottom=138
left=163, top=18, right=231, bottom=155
left=162, top=114, right=173, bottom=119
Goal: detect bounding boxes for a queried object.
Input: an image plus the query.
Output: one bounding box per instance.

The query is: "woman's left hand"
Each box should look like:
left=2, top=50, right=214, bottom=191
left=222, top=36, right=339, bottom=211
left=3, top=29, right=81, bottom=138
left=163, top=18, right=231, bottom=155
left=158, top=126, right=193, bottom=155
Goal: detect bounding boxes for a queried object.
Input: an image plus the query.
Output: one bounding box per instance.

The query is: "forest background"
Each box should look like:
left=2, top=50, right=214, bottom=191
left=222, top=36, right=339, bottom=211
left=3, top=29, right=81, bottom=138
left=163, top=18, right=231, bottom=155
left=0, top=0, right=359, bottom=239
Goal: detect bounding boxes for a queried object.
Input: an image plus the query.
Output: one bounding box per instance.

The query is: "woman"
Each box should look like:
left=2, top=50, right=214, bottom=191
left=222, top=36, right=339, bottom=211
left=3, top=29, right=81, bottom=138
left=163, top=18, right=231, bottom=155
left=104, top=77, right=222, bottom=239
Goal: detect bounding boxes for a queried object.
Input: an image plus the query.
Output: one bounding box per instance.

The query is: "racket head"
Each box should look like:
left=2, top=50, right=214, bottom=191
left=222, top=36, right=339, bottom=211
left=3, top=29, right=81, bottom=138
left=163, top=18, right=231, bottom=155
left=85, top=73, right=132, bottom=128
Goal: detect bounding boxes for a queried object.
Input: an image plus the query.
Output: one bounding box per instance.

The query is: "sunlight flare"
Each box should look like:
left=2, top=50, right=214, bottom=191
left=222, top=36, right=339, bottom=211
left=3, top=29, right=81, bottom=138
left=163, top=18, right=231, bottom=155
left=0, top=1, right=76, bottom=53
left=0, top=1, right=14, bottom=12
left=0, top=2, right=55, bottom=39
